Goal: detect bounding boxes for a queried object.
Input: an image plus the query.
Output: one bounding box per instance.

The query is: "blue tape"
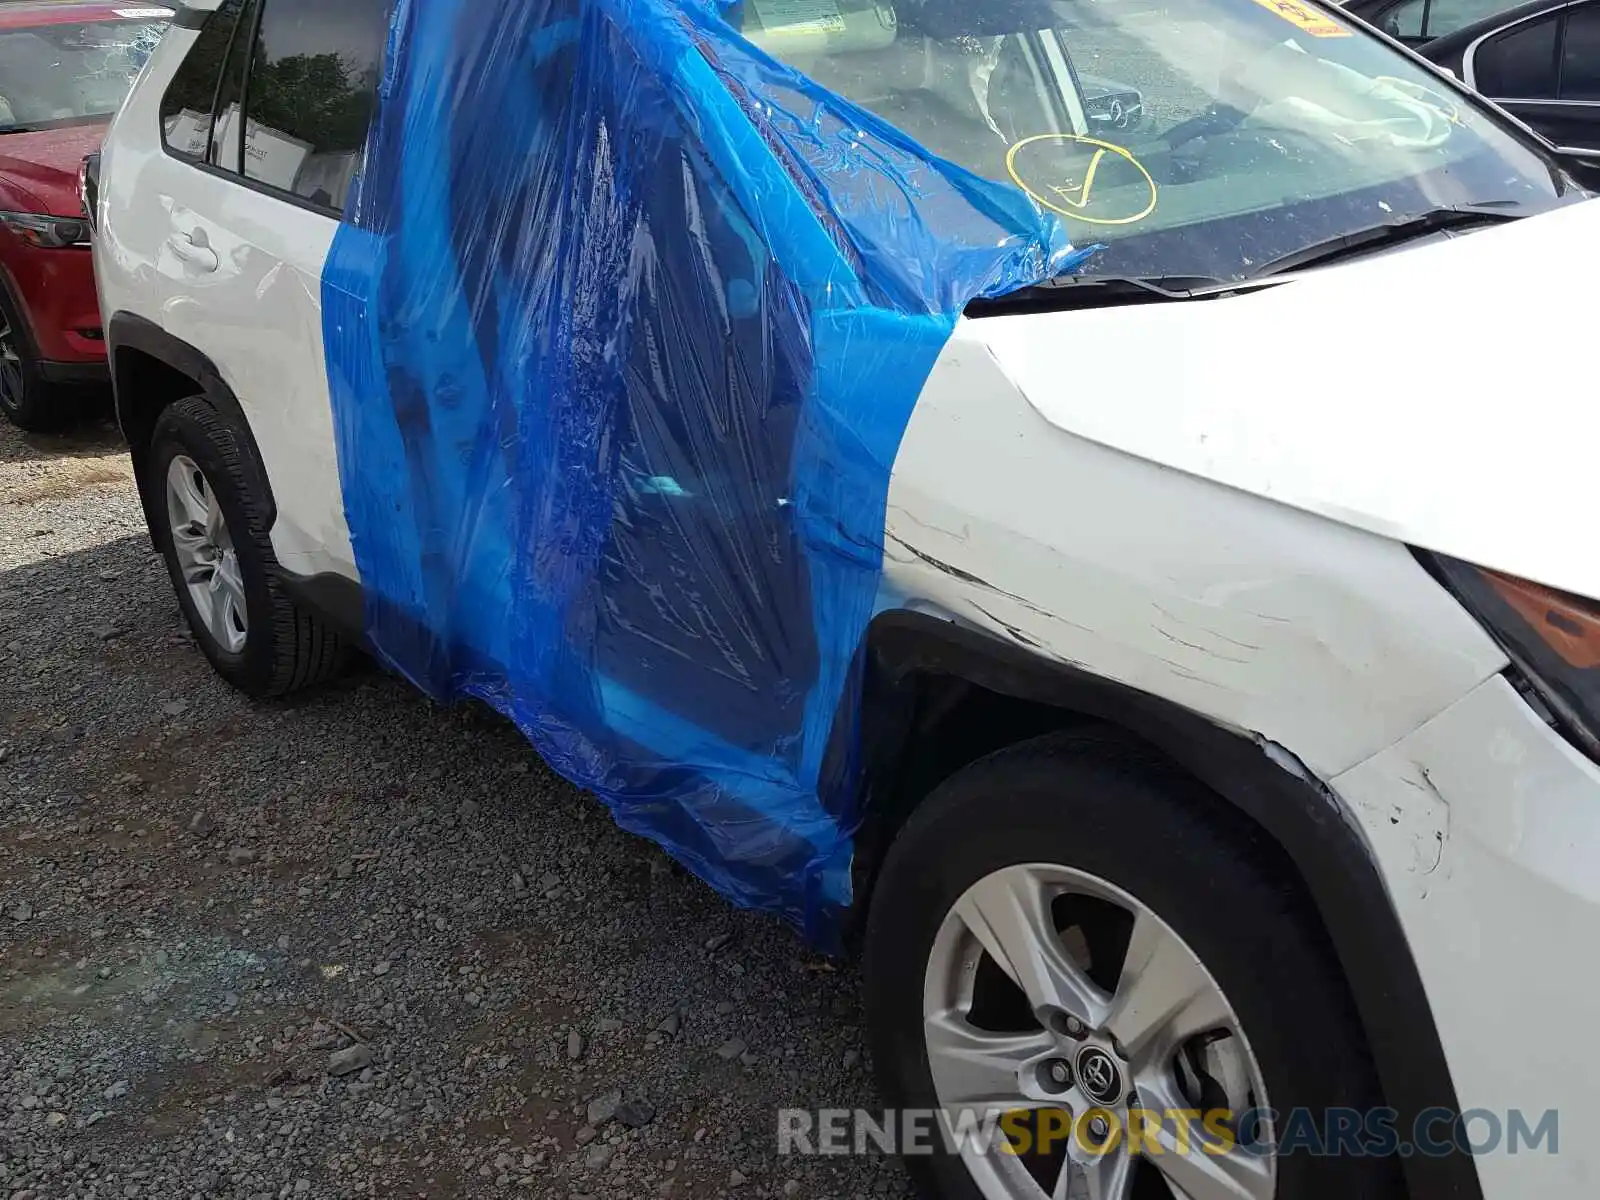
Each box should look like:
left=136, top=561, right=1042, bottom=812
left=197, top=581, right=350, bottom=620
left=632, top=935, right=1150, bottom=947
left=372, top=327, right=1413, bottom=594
left=322, top=0, right=1080, bottom=944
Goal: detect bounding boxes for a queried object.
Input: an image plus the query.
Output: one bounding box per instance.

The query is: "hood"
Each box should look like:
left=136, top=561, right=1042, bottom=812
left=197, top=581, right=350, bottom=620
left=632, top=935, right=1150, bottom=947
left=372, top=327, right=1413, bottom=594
left=0, top=122, right=106, bottom=216
left=976, top=197, right=1600, bottom=600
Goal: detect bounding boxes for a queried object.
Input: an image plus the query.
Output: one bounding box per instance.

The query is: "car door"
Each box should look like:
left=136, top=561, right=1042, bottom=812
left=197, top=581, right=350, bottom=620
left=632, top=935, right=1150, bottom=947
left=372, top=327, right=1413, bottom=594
left=141, top=0, right=389, bottom=583
left=1466, top=0, right=1600, bottom=155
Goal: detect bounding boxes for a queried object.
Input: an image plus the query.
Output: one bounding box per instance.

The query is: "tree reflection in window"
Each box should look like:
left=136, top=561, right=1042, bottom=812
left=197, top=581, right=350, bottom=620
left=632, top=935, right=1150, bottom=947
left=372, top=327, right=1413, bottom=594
left=241, top=0, right=389, bottom=212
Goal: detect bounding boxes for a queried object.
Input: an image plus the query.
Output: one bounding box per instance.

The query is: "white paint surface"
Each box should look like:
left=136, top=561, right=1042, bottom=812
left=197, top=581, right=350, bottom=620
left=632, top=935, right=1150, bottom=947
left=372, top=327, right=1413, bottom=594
left=979, top=197, right=1600, bottom=598
left=95, top=25, right=356, bottom=581
left=1335, top=675, right=1600, bottom=1198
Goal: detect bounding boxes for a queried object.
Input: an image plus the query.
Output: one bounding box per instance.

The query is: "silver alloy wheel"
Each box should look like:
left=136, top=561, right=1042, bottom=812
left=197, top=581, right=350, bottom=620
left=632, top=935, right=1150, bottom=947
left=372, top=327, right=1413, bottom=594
left=165, top=454, right=248, bottom=654
left=923, top=863, right=1276, bottom=1200
left=0, top=312, right=24, bottom=413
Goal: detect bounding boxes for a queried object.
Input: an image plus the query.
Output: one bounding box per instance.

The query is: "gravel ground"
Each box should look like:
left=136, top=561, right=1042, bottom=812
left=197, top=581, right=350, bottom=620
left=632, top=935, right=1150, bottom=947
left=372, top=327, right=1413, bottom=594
left=0, top=413, right=912, bottom=1200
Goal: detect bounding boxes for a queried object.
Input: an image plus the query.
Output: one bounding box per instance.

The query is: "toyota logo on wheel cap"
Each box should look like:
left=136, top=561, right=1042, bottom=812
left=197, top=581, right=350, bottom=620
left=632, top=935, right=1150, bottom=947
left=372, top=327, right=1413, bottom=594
left=1075, top=1046, right=1122, bottom=1105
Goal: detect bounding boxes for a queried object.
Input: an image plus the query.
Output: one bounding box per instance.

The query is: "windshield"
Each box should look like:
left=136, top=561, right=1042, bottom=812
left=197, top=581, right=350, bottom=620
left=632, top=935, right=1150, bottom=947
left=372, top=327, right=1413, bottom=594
left=0, top=16, right=168, bottom=133
left=736, top=0, right=1571, bottom=281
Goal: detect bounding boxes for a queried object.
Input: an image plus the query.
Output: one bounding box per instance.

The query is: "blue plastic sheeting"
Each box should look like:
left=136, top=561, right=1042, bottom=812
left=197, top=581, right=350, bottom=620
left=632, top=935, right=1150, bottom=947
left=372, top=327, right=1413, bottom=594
left=321, top=0, right=1082, bottom=944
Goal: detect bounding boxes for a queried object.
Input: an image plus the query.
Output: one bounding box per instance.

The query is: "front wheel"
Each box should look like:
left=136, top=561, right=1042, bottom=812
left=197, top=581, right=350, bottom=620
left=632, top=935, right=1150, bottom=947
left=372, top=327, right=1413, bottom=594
left=0, top=291, right=77, bottom=431
left=864, top=731, right=1404, bottom=1200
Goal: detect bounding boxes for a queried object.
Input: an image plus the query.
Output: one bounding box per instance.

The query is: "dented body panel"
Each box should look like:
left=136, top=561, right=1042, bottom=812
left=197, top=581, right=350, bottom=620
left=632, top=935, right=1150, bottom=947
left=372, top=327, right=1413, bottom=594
left=1335, top=676, right=1600, bottom=1198
left=884, top=326, right=1600, bottom=1191
left=883, top=320, right=1508, bottom=778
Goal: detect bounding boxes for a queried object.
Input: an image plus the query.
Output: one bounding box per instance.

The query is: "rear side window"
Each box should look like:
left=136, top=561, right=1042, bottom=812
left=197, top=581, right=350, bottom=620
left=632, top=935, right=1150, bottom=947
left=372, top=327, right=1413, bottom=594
left=1561, top=3, right=1600, bottom=100
left=1474, top=13, right=1560, bottom=98
left=239, top=0, right=390, bottom=212
left=160, top=0, right=248, bottom=158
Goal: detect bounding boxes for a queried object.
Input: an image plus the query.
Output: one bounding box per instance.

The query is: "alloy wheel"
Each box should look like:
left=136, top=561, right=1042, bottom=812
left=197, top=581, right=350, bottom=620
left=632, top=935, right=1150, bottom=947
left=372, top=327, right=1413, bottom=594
left=0, top=312, right=25, bottom=414
left=923, top=862, right=1276, bottom=1200
left=165, top=454, right=248, bottom=654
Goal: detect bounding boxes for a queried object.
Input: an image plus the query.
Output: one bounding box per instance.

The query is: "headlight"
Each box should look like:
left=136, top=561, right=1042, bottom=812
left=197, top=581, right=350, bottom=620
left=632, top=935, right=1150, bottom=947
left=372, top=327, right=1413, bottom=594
left=1420, top=551, right=1600, bottom=757
left=0, top=211, right=91, bottom=248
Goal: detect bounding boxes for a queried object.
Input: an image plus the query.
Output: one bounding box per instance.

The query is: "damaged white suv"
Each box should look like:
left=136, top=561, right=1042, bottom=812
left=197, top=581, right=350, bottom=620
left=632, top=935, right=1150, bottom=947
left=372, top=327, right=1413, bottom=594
left=90, top=0, right=1598, bottom=1197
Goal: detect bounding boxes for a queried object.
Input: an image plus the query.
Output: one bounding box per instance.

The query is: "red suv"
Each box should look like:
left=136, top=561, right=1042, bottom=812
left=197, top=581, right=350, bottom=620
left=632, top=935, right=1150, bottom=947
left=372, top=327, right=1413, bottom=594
left=0, top=1, right=169, bottom=430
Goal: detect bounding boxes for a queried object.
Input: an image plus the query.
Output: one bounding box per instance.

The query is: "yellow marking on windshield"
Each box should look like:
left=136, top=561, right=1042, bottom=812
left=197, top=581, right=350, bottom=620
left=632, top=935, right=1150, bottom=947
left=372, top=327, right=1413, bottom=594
left=1006, top=134, right=1158, bottom=226
left=1049, top=148, right=1111, bottom=210
left=1247, top=0, right=1352, bottom=37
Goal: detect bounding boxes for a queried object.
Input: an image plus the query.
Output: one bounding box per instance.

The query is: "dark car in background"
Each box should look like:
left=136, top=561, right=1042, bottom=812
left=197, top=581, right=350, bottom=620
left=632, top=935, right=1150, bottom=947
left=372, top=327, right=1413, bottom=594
left=1342, top=0, right=1520, bottom=46
left=1080, top=74, right=1145, bottom=133
left=0, top=1, right=170, bottom=431
left=1419, top=0, right=1600, bottom=162
left=1342, top=0, right=1598, bottom=170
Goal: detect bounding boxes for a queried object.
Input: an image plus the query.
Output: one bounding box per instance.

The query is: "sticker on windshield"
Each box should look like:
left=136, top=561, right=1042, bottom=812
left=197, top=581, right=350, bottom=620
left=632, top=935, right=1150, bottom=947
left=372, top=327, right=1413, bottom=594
left=1006, top=135, right=1158, bottom=227
left=114, top=6, right=175, bottom=16
left=748, top=0, right=846, bottom=35
left=1246, top=0, right=1351, bottom=36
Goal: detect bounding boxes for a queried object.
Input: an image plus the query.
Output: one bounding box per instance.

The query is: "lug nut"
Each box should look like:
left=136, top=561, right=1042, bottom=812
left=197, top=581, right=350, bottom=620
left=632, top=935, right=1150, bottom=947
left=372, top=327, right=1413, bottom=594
left=1087, top=1116, right=1111, bottom=1144
left=1049, top=1012, right=1088, bottom=1038
left=1037, top=1058, right=1072, bottom=1093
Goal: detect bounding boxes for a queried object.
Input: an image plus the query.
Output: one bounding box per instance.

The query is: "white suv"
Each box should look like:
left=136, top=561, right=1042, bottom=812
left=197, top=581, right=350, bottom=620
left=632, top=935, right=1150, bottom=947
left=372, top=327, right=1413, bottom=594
left=92, top=1, right=1598, bottom=1198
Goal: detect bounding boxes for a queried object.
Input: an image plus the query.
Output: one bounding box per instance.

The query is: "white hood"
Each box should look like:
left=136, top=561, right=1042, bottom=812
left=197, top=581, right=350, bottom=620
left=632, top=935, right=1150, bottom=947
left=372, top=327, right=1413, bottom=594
left=977, top=198, right=1600, bottom=598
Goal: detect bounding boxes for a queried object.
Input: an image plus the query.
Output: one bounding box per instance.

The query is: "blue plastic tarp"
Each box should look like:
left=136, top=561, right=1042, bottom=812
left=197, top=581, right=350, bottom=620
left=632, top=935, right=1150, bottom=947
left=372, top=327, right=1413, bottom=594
left=321, top=0, right=1082, bottom=945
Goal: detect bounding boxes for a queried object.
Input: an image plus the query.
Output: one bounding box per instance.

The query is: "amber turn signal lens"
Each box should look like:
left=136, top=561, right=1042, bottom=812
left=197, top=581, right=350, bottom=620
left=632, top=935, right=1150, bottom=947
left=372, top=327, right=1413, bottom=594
left=1483, top=571, right=1600, bottom=670
left=1417, top=550, right=1600, bottom=760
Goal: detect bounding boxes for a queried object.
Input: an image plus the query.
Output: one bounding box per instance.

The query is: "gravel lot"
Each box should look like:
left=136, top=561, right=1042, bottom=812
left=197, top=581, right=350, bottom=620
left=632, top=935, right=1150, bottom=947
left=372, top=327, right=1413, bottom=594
left=0, top=414, right=911, bottom=1200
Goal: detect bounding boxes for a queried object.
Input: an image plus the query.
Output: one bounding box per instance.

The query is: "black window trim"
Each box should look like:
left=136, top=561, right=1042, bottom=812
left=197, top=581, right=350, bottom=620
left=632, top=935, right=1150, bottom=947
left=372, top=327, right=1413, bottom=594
left=1463, top=0, right=1600, bottom=100
left=206, top=0, right=255, bottom=173
left=157, top=0, right=354, bottom=222
left=159, top=0, right=248, bottom=167
left=1416, top=0, right=1435, bottom=37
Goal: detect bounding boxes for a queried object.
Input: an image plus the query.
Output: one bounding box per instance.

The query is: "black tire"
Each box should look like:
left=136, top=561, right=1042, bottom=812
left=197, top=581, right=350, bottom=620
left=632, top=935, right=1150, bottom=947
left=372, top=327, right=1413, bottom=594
left=864, top=730, right=1404, bottom=1200
left=0, top=289, right=79, bottom=431
left=145, top=396, right=346, bottom=697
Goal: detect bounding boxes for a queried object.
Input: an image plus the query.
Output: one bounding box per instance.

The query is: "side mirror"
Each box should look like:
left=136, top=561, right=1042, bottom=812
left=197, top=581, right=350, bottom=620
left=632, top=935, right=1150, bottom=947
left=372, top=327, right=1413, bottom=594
left=79, top=151, right=101, bottom=234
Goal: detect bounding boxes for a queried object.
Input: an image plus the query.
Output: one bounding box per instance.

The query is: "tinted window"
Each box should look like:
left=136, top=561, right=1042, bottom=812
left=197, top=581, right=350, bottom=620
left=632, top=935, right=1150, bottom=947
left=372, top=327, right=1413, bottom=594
left=161, top=0, right=246, bottom=158
left=1561, top=3, right=1600, bottom=100
left=1475, top=14, right=1560, bottom=98
left=1377, top=0, right=1427, bottom=38
left=239, top=0, right=389, bottom=212
left=1428, top=0, right=1522, bottom=35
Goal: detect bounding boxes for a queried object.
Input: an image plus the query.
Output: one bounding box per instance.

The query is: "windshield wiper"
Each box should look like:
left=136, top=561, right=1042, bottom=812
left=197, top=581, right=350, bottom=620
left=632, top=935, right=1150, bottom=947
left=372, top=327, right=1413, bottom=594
left=1033, top=273, right=1286, bottom=298
left=1249, top=203, right=1525, bottom=279
left=967, top=272, right=1284, bottom=315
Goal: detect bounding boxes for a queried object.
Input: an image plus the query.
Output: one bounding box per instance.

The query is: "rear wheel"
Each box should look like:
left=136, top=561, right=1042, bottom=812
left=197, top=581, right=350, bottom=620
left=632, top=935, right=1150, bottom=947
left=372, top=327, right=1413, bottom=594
left=146, top=397, right=347, bottom=697
left=864, top=731, right=1404, bottom=1200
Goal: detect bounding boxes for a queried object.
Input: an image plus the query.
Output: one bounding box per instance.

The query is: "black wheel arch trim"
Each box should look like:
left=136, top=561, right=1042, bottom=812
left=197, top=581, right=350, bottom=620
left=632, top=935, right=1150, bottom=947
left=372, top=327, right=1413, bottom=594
left=851, top=609, right=1484, bottom=1200
left=106, top=310, right=276, bottom=529
left=277, top=569, right=369, bottom=650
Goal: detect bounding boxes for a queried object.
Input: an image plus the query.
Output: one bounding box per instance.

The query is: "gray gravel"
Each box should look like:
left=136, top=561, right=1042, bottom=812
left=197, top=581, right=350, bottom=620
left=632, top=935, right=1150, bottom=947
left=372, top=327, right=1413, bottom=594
left=1, top=415, right=912, bottom=1199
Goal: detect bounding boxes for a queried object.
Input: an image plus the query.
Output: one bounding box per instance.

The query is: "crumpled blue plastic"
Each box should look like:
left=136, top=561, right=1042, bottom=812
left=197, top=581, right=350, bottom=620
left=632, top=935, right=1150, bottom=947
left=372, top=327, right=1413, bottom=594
left=321, top=0, right=1083, bottom=946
